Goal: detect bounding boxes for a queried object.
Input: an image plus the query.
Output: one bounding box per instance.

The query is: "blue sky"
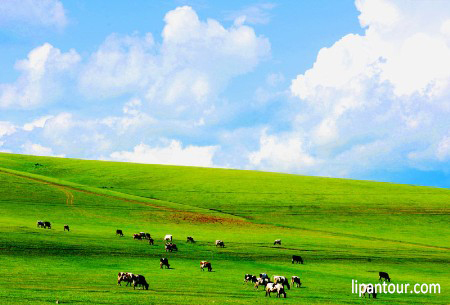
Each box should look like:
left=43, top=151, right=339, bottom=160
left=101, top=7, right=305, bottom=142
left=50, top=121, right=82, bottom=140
left=0, top=0, right=449, bottom=188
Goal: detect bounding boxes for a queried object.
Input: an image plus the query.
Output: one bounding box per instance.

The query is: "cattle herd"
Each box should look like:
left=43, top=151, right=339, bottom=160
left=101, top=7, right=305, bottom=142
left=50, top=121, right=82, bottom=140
left=36, top=221, right=389, bottom=299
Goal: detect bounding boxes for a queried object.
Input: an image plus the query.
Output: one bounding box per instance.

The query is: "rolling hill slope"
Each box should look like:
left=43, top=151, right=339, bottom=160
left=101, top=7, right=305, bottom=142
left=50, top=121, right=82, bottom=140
left=0, top=153, right=448, bottom=304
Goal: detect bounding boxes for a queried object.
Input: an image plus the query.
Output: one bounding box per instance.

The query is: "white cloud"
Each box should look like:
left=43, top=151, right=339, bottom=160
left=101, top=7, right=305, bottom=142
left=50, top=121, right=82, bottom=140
left=249, top=130, right=318, bottom=173
left=285, top=0, right=450, bottom=176
left=226, top=3, right=276, bottom=25
left=0, top=43, right=80, bottom=109
left=101, top=98, right=157, bottom=134
left=23, top=115, right=54, bottom=131
left=79, top=6, right=270, bottom=118
left=0, top=0, right=67, bottom=29
left=21, top=142, right=64, bottom=157
left=110, top=140, right=217, bottom=167
left=0, top=121, right=16, bottom=138
left=436, top=136, right=450, bottom=161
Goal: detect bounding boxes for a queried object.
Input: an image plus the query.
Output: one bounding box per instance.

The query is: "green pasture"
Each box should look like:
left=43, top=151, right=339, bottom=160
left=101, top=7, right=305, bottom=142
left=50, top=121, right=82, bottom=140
left=0, top=153, right=448, bottom=304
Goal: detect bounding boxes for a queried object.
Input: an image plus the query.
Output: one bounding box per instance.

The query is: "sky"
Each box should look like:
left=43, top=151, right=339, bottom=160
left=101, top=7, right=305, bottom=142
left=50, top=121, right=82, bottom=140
left=0, top=0, right=449, bottom=188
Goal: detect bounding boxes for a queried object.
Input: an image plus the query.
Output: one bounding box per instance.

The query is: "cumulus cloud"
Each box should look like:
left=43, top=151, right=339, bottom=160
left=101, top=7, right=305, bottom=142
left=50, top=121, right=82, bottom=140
left=0, top=43, right=80, bottom=109
left=21, top=142, right=64, bottom=157
left=110, top=140, right=217, bottom=167
left=0, top=0, right=67, bottom=29
left=249, top=130, right=318, bottom=173
left=0, top=121, right=16, bottom=138
left=262, top=0, right=450, bottom=177
left=23, top=115, right=54, bottom=131
left=101, top=98, right=157, bottom=134
left=79, top=6, right=270, bottom=118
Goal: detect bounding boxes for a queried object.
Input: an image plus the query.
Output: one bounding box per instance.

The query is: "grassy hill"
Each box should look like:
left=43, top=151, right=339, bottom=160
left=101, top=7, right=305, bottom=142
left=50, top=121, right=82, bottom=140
left=0, top=152, right=448, bottom=304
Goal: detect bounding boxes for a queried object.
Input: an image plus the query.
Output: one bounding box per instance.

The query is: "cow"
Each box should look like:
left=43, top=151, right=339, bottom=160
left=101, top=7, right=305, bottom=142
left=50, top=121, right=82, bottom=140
left=186, top=236, right=195, bottom=243
left=133, top=234, right=142, bottom=240
left=165, top=243, right=178, bottom=252
left=274, top=239, right=281, bottom=245
left=215, top=240, right=225, bottom=247
left=292, top=255, right=303, bottom=264
left=132, top=274, right=149, bottom=290
left=64, top=225, right=70, bottom=232
left=273, top=275, right=290, bottom=290
left=255, top=277, right=271, bottom=289
left=200, top=261, right=212, bottom=272
left=37, top=221, right=44, bottom=228
left=379, top=272, right=391, bottom=282
left=160, top=258, right=170, bottom=269
left=116, top=229, right=124, bottom=237
left=43, top=221, right=51, bottom=229
left=144, top=233, right=151, bottom=240
left=276, top=283, right=287, bottom=298
left=360, top=284, right=378, bottom=298
left=164, top=234, right=173, bottom=242
left=244, top=274, right=257, bottom=284
left=291, top=276, right=301, bottom=288
left=148, top=237, right=154, bottom=245
left=260, top=273, right=269, bottom=280
left=117, top=272, right=133, bottom=286
left=265, top=283, right=276, bottom=297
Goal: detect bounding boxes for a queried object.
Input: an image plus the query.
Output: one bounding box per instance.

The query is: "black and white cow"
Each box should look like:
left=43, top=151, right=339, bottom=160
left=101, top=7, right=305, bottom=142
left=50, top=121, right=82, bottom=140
left=160, top=258, right=170, bottom=269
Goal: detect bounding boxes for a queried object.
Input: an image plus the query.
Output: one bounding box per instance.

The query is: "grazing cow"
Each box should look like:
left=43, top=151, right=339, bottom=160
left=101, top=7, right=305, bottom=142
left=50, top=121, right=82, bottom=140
left=274, top=239, right=281, bottom=245
left=273, top=276, right=290, bottom=290
left=379, top=272, right=391, bottom=282
left=244, top=274, right=257, bottom=283
left=165, top=243, right=178, bottom=252
left=260, top=273, right=269, bottom=280
left=265, top=283, right=276, bottom=297
left=255, top=277, right=271, bottom=289
left=186, top=236, right=195, bottom=243
left=117, top=272, right=133, bottom=286
left=132, top=274, right=149, bottom=290
left=64, top=225, right=70, bottom=232
left=215, top=240, right=225, bottom=247
left=133, top=234, right=142, bottom=240
left=292, top=255, right=304, bottom=264
left=44, top=221, right=51, bottom=229
left=200, top=261, right=212, bottom=272
left=360, top=284, right=377, bottom=298
left=37, top=221, right=44, bottom=228
left=291, top=276, right=301, bottom=288
left=164, top=234, right=173, bottom=242
left=276, top=283, right=287, bottom=298
left=148, top=237, right=154, bottom=245
left=116, top=229, right=124, bottom=237
left=160, top=258, right=170, bottom=269
left=144, top=233, right=151, bottom=240
left=244, top=274, right=252, bottom=282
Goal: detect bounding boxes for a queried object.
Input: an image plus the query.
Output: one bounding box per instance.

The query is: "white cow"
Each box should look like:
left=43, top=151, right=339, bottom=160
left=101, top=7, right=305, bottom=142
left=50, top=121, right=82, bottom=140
left=265, top=283, right=276, bottom=297
left=164, top=234, right=172, bottom=242
left=275, top=283, right=286, bottom=298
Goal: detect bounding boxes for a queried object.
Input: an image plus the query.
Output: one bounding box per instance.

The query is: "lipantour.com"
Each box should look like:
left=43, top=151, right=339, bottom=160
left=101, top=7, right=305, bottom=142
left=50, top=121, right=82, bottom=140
left=352, top=280, right=441, bottom=297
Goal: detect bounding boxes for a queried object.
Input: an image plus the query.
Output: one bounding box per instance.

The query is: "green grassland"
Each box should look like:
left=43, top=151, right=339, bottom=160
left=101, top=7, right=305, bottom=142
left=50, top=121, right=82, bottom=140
left=0, top=152, right=448, bottom=304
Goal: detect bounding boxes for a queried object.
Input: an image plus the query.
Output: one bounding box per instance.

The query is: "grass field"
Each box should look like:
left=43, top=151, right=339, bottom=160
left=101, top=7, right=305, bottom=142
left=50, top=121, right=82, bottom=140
left=0, top=152, right=448, bottom=304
